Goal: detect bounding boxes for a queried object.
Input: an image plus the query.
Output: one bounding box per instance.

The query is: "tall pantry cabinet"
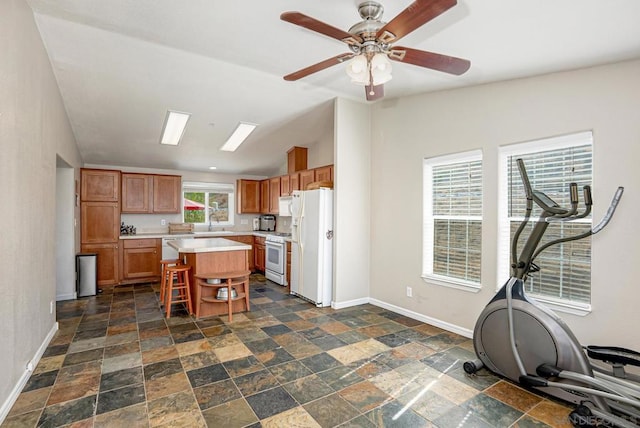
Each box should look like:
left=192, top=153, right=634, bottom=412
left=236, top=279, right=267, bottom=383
left=80, top=169, right=121, bottom=286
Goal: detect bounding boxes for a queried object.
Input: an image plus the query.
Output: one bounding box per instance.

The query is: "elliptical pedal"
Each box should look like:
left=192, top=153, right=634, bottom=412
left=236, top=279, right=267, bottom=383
left=586, top=346, right=640, bottom=367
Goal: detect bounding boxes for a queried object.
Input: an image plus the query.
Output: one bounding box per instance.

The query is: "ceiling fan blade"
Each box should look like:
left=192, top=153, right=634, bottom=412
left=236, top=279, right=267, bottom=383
left=281, top=12, right=362, bottom=46
left=376, top=0, right=457, bottom=44
left=365, top=84, right=384, bottom=101
left=284, top=53, right=354, bottom=81
left=389, top=47, right=470, bottom=75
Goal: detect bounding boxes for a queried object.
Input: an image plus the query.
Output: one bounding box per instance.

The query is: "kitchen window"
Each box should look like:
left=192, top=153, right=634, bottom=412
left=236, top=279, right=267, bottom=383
left=183, top=182, right=235, bottom=227
left=423, top=150, right=483, bottom=291
left=498, top=132, right=593, bottom=311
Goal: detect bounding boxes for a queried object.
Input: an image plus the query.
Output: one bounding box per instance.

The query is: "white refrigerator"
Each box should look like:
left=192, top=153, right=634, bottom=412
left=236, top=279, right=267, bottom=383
left=290, top=188, right=333, bottom=307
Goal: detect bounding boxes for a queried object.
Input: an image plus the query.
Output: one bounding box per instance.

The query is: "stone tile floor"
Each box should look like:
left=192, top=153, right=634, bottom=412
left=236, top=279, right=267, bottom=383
left=3, top=275, right=575, bottom=427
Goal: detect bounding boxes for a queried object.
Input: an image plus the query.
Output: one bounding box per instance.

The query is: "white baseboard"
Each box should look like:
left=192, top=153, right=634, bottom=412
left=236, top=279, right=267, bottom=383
left=368, top=298, right=473, bottom=339
left=332, top=297, right=370, bottom=310
left=56, top=292, right=76, bottom=301
left=0, top=322, right=59, bottom=424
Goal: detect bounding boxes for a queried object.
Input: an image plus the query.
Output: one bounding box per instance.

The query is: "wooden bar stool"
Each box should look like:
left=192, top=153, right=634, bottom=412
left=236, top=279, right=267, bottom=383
left=164, top=264, right=193, bottom=318
left=194, top=270, right=251, bottom=321
left=159, top=259, right=181, bottom=304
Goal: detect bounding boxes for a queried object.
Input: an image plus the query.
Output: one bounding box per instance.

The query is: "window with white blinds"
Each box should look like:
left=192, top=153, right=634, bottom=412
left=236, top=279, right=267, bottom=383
left=498, top=132, right=593, bottom=307
left=423, top=150, right=482, bottom=290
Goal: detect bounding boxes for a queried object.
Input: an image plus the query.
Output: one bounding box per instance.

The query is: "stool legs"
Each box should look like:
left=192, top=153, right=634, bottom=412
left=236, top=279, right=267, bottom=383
left=164, top=265, right=192, bottom=318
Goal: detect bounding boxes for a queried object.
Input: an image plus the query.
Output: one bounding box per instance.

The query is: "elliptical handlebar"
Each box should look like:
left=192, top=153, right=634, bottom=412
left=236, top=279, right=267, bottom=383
left=592, top=186, right=624, bottom=234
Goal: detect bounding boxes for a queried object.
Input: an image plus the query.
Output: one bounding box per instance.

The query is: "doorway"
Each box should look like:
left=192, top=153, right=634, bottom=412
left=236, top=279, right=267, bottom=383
left=56, top=156, right=76, bottom=300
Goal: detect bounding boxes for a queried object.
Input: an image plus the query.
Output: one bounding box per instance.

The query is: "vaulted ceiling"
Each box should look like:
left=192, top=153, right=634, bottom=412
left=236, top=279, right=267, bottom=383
left=27, top=0, right=640, bottom=175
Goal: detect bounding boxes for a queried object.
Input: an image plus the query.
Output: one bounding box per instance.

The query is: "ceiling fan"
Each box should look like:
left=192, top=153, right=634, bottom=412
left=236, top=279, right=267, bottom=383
left=281, top=0, right=470, bottom=101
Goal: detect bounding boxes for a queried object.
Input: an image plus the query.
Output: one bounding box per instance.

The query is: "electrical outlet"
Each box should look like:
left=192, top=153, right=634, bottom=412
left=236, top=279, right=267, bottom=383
left=240, top=219, right=248, bottom=225
left=406, top=287, right=412, bottom=298
left=161, top=219, right=166, bottom=226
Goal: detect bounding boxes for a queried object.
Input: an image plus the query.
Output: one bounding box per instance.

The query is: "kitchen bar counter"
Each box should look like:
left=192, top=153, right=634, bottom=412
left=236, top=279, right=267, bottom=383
left=167, top=238, right=251, bottom=253
left=168, top=237, right=251, bottom=317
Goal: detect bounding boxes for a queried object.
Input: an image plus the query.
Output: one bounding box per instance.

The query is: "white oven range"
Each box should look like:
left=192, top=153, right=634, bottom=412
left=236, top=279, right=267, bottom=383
left=265, top=233, right=289, bottom=286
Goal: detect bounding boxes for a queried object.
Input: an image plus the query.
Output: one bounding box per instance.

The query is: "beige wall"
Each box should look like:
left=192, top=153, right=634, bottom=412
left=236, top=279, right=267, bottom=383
left=0, top=0, right=82, bottom=417
left=369, top=59, right=640, bottom=350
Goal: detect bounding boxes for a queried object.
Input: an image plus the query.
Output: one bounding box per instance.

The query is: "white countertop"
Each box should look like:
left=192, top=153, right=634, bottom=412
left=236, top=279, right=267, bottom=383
left=167, top=237, right=252, bottom=253
left=120, top=231, right=291, bottom=242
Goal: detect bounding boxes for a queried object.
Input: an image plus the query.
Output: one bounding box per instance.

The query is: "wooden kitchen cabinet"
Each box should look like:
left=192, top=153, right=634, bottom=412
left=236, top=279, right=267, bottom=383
left=260, top=179, right=270, bottom=214
left=254, top=236, right=266, bottom=272
left=153, top=174, right=181, bottom=213
left=226, top=235, right=255, bottom=271
left=81, top=169, right=120, bottom=202
left=280, top=175, right=291, bottom=196
left=81, top=243, right=120, bottom=286
left=120, top=238, right=161, bottom=281
left=289, top=173, right=300, bottom=193
left=121, top=173, right=181, bottom=213
left=236, top=179, right=261, bottom=213
left=287, top=146, right=308, bottom=173
left=81, top=202, right=120, bottom=244
left=269, top=177, right=281, bottom=214
left=299, top=169, right=315, bottom=190
left=314, top=165, right=333, bottom=182
left=121, top=173, right=152, bottom=213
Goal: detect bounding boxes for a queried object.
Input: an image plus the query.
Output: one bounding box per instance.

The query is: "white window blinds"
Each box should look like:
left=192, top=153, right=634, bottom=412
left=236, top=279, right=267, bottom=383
left=498, top=132, right=593, bottom=305
left=423, top=150, right=482, bottom=289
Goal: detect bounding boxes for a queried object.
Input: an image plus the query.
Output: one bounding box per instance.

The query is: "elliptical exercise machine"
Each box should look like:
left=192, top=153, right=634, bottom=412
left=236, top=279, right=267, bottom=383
left=464, top=159, right=639, bottom=427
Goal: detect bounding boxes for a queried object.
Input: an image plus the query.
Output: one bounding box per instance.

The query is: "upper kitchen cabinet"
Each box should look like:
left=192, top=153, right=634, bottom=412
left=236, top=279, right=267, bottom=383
left=121, top=173, right=181, bottom=213
left=280, top=175, right=291, bottom=196
left=299, top=169, right=315, bottom=191
left=314, top=165, right=333, bottom=182
left=81, top=169, right=120, bottom=202
left=236, top=179, right=261, bottom=214
left=269, top=177, right=281, bottom=214
left=152, top=174, right=181, bottom=213
left=260, top=179, right=270, bottom=213
left=121, top=173, right=152, bottom=213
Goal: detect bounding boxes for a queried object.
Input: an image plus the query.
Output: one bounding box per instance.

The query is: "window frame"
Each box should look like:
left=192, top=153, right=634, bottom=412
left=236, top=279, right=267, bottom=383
left=497, top=131, right=593, bottom=315
left=182, top=181, right=235, bottom=227
left=422, top=149, right=483, bottom=292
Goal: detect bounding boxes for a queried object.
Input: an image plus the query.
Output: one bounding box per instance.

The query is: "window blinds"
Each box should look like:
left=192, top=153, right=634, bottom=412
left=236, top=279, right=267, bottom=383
left=501, top=133, right=593, bottom=304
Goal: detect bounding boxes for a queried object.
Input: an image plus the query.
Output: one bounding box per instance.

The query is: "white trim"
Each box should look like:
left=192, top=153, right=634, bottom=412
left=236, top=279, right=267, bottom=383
left=56, top=291, right=77, bottom=301
left=497, top=132, right=594, bottom=307
left=423, top=149, right=483, bottom=287
left=421, top=274, right=482, bottom=293
left=331, top=297, right=370, bottom=310
left=0, top=322, right=58, bottom=424
left=369, top=298, right=473, bottom=338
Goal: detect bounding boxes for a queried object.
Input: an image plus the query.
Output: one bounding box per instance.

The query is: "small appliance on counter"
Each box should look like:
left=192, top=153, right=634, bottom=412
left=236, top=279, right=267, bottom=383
left=252, top=218, right=260, bottom=231
left=259, top=214, right=276, bottom=231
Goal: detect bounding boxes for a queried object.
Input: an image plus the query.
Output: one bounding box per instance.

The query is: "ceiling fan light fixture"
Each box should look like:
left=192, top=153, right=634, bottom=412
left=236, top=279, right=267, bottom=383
left=346, top=54, right=369, bottom=85
left=370, top=53, right=392, bottom=85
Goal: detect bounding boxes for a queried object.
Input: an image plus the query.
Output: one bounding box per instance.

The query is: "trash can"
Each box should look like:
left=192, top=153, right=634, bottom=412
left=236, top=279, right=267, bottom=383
left=76, top=253, right=98, bottom=297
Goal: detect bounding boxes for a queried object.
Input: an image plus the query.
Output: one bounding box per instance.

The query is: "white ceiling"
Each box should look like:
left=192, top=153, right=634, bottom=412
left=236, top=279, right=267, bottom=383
left=27, top=0, right=640, bottom=176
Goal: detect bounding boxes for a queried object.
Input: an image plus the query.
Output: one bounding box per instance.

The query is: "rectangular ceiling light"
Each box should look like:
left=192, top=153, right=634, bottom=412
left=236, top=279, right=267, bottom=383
left=160, top=110, right=191, bottom=145
left=220, top=122, right=258, bottom=152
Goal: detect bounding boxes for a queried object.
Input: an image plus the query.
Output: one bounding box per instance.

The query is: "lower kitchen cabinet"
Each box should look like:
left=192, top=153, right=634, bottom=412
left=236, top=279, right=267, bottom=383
left=225, top=235, right=255, bottom=271
left=120, top=238, right=161, bottom=282
left=254, top=236, right=265, bottom=272
left=81, top=243, right=120, bottom=286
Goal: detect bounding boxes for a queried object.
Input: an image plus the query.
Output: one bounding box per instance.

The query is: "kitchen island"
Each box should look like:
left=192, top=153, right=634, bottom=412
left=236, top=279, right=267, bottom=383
left=168, top=238, right=252, bottom=317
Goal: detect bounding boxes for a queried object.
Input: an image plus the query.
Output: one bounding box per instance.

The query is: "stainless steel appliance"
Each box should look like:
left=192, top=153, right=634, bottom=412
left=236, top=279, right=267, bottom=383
left=259, top=214, right=276, bottom=231
left=76, top=253, right=98, bottom=297
left=265, top=233, right=289, bottom=285
left=161, top=237, right=179, bottom=260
